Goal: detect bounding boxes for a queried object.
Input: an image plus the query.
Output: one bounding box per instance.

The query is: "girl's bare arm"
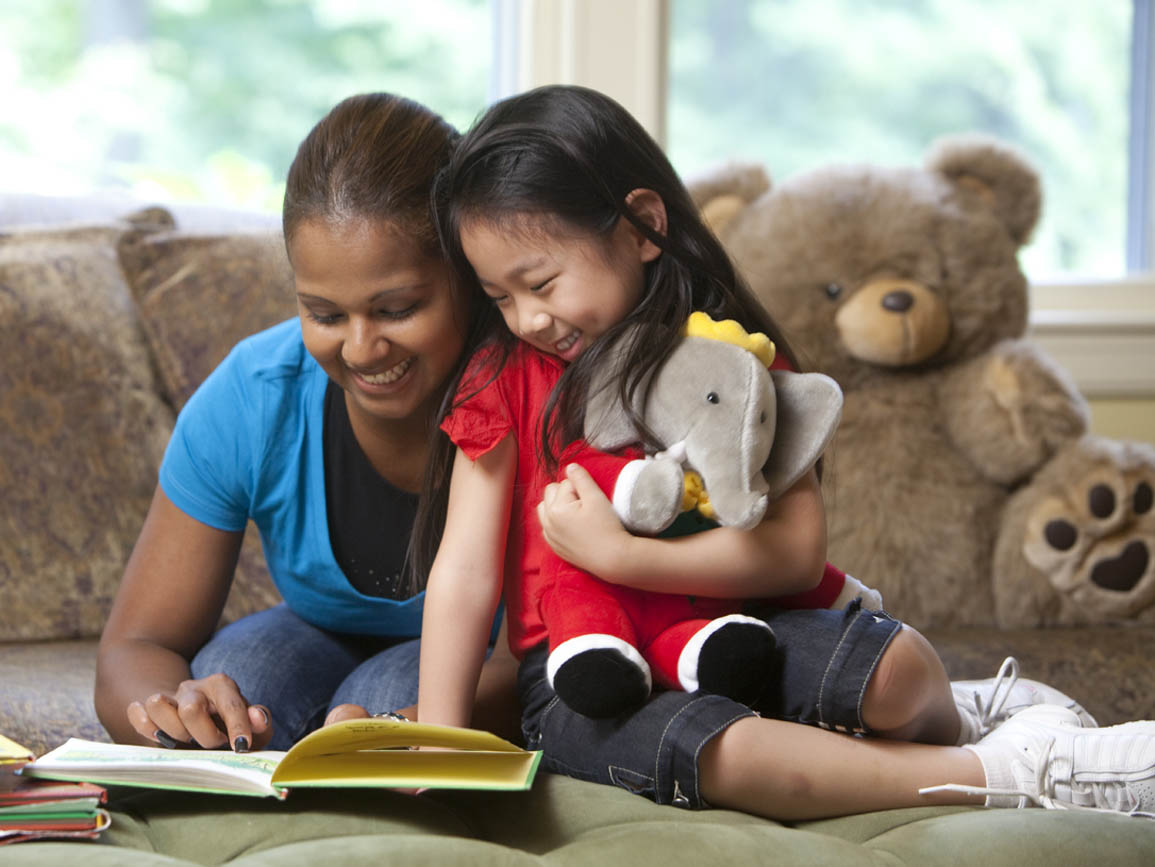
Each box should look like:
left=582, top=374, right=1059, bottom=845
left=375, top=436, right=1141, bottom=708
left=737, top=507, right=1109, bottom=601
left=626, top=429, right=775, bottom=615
left=417, top=438, right=516, bottom=730
left=537, top=462, right=827, bottom=599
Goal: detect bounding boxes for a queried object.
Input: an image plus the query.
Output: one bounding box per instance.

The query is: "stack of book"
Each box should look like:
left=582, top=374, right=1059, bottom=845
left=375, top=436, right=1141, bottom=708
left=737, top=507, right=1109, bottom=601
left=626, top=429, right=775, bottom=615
left=1, top=734, right=109, bottom=845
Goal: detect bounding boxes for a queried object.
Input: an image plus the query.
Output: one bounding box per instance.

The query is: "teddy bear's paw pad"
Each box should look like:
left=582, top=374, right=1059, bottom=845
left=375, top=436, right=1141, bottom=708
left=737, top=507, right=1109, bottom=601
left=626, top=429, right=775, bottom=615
left=695, top=621, right=777, bottom=705
left=553, top=648, right=651, bottom=718
left=1024, top=469, right=1155, bottom=615
left=1088, top=541, right=1150, bottom=593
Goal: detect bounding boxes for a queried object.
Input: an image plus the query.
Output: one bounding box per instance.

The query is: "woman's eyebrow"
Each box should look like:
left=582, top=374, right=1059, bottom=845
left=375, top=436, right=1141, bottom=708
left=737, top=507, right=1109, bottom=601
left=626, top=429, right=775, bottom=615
left=296, top=284, right=426, bottom=304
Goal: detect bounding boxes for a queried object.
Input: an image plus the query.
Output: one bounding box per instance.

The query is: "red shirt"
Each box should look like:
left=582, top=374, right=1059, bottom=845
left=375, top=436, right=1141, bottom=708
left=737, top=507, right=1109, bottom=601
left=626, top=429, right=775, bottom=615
left=441, top=341, right=848, bottom=658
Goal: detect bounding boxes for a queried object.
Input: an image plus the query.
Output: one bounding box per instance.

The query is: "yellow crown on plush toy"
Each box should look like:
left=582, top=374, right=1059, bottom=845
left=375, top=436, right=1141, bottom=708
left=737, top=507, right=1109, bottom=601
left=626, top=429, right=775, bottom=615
left=683, top=311, right=776, bottom=368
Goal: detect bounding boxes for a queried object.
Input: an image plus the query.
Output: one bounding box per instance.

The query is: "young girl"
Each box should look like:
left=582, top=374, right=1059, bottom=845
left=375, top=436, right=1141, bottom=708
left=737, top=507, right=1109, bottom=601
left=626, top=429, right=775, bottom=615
left=96, top=93, right=518, bottom=754
left=417, top=84, right=1155, bottom=820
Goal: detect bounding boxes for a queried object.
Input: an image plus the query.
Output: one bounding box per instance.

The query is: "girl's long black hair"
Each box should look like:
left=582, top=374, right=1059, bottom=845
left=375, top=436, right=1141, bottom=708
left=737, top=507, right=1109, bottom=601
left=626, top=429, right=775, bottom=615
left=412, top=84, right=800, bottom=581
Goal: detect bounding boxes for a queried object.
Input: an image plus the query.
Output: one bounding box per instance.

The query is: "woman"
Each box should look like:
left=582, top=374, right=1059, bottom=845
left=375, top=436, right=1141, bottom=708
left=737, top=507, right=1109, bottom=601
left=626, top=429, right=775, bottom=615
left=95, top=93, right=516, bottom=753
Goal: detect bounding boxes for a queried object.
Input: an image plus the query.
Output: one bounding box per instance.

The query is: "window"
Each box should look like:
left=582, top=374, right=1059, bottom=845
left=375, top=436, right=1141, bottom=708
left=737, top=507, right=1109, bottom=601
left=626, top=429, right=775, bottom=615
left=667, top=0, right=1146, bottom=282
left=0, top=0, right=493, bottom=212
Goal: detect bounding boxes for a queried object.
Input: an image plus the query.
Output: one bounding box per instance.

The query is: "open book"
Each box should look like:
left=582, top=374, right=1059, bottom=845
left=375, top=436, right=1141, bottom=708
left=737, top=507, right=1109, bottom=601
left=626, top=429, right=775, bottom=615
left=21, top=718, right=541, bottom=800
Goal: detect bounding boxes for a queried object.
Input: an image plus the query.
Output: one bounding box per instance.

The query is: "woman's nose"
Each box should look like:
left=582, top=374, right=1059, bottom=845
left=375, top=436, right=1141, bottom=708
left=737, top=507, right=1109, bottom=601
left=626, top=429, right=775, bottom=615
left=342, top=317, right=388, bottom=367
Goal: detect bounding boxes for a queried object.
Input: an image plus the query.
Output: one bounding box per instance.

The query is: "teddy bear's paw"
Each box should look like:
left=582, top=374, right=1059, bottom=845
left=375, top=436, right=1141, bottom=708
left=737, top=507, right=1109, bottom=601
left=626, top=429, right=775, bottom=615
left=616, top=457, right=685, bottom=535
left=974, top=348, right=1087, bottom=480
left=1021, top=453, right=1155, bottom=619
left=548, top=637, right=652, bottom=718
left=679, top=615, right=777, bottom=705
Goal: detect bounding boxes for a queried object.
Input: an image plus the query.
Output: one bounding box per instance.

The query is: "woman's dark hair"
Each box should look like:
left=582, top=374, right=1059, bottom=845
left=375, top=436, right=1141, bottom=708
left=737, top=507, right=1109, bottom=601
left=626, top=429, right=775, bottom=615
left=434, top=84, right=799, bottom=467
left=284, top=92, right=456, bottom=253
left=283, top=93, right=472, bottom=597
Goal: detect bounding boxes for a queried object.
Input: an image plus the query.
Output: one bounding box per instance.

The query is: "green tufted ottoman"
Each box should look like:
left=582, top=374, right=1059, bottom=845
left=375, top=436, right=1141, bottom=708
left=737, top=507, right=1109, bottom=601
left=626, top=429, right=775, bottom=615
left=1, top=773, right=1153, bottom=865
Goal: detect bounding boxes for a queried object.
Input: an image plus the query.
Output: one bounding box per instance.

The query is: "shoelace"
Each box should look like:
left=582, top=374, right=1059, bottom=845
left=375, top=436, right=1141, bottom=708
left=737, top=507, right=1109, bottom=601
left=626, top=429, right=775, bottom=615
left=970, top=656, right=1020, bottom=737
left=920, top=733, right=1155, bottom=819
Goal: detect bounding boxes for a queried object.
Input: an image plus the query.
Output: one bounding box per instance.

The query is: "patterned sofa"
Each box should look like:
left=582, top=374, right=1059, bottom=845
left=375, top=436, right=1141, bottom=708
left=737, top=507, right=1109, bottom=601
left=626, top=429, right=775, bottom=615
left=1, top=193, right=1153, bottom=864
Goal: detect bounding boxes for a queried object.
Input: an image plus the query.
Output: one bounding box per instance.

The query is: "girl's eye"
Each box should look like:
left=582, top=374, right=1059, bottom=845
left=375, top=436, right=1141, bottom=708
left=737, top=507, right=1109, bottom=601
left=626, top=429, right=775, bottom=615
left=529, top=278, right=553, bottom=293
left=488, top=294, right=510, bottom=307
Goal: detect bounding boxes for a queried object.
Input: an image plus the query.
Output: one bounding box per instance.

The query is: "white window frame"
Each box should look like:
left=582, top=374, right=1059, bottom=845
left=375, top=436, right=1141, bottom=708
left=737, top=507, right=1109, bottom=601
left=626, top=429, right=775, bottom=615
left=504, top=0, right=1155, bottom=399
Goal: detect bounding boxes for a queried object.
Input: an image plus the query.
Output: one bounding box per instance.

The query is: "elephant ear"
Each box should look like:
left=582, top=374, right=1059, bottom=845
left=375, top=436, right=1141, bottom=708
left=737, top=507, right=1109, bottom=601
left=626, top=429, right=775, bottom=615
left=584, top=326, right=646, bottom=450
left=764, top=371, right=843, bottom=501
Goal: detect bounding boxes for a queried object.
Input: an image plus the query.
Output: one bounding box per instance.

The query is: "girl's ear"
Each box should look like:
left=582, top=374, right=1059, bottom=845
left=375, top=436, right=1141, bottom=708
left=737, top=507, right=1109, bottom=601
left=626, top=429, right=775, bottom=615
left=623, top=188, right=667, bottom=263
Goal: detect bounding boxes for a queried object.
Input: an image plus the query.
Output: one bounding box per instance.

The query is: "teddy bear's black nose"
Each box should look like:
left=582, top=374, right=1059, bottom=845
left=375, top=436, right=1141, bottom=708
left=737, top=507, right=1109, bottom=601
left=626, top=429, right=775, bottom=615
left=882, top=290, right=914, bottom=312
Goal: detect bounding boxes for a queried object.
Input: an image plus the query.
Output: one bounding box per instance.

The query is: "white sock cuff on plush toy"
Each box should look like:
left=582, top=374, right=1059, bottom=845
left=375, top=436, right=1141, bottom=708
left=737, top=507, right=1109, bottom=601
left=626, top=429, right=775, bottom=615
left=546, top=634, right=652, bottom=693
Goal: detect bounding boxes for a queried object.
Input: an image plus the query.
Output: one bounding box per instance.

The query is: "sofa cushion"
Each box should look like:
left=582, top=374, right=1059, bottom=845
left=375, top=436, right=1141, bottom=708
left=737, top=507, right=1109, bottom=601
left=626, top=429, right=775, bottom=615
left=0, top=640, right=106, bottom=755
left=117, top=227, right=297, bottom=410
left=116, top=225, right=294, bottom=624
left=0, top=223, right=175, bottom=642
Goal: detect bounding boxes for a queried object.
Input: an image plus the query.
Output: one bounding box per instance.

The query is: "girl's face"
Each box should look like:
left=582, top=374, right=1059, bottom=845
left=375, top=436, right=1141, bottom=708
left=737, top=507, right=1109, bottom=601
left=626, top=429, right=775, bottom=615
left=460, top=210, right=660, bottom=362
left=292, top=217, right=465, bottom=427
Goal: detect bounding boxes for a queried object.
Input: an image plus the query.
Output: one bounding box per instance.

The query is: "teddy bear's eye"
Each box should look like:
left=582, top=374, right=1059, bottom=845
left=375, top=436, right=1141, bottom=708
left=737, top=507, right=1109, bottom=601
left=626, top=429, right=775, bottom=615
left=825, top=283, right=843, bottom=300
left=706, top=392, right=719, bottom=404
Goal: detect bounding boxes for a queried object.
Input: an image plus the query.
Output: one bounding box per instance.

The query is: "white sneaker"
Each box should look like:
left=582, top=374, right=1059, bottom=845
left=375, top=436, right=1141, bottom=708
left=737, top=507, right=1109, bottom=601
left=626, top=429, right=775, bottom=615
left=952, top=657, right=1098, bottom=744
left=923, top=705, right=1155, bottom=817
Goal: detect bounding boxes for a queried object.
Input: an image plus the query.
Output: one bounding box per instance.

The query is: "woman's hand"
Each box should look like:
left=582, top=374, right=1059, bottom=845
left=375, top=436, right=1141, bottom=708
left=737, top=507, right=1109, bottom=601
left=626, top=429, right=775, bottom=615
left=537, top=463, right=634, bottom=581
left=125, top=673, right=273, bottom=752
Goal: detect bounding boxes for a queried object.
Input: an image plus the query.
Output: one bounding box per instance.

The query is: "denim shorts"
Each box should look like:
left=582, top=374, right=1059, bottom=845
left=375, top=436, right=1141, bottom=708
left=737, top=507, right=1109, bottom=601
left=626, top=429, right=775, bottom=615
left=518, top=600, right=901, bottom=808
left=191, top=603, right=421, bottom=750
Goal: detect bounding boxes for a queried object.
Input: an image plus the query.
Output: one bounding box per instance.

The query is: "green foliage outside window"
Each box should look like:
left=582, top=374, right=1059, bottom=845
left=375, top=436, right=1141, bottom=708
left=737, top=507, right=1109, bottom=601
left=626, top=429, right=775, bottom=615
left=668, top=0, right=1133, bottom=280
left=0, top=0, right=490, bottom=212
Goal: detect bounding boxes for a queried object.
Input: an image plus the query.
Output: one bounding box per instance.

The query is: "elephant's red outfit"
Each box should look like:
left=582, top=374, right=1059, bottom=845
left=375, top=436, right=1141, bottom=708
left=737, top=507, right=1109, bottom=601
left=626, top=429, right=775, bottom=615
left=440, top=340, right=848, bottom=684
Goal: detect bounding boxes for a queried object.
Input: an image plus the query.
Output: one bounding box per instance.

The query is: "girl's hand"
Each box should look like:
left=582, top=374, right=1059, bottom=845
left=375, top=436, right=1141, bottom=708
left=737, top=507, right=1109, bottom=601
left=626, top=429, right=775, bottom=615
left=537, top=463, right=634, bottom=580
left=125, top=674, right=273, bottom=752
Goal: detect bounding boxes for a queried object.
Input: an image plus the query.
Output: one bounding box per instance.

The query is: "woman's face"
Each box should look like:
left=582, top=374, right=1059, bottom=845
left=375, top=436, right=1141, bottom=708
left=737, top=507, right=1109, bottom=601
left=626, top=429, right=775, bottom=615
left=292, top=217, right=465, bottom=428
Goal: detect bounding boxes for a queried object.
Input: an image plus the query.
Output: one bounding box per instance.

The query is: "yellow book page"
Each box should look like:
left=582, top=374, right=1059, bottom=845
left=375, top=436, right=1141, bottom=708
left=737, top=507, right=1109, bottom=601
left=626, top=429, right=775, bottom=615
left=0, top=735, right=33, bottom=765
left=271, top=718, right=541, bottom=791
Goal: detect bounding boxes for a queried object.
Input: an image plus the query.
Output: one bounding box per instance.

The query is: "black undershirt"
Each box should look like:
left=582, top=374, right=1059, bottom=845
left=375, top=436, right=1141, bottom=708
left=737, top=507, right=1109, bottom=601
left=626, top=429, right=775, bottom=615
left=322, top=381, right=418, bottom=600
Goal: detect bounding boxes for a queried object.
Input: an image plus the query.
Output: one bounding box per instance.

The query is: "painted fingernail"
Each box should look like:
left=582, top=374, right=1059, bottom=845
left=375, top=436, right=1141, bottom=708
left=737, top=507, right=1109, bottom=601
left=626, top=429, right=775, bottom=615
left=233, top=736, right=250, bottom=753
left=154, top=730, right=178, bottom=749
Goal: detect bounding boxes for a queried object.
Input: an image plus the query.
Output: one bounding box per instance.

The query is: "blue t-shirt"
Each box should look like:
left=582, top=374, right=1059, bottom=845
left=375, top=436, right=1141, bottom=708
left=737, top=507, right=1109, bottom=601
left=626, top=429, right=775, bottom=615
left=159, top=318, right=425, bottom=637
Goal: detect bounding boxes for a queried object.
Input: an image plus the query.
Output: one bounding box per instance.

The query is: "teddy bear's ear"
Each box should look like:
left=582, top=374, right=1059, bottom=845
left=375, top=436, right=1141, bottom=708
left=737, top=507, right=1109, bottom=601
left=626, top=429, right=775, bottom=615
left=686, top=161, right=772, bottom=236
left=925, top=134, right=1042, bottom=247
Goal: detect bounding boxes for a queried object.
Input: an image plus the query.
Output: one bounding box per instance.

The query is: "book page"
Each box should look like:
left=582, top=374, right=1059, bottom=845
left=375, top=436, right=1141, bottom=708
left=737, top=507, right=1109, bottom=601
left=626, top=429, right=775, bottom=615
left=271, top=718, right=541, bottom=792
left=0, top=735, right=32, bottom=765
left=22, top=740, right=289, bottom=799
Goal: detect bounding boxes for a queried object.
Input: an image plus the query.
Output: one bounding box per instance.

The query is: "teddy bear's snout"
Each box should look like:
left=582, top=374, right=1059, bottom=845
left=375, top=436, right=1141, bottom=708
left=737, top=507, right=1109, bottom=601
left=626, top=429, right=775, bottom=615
left=833, top=278, right=951, bottom=366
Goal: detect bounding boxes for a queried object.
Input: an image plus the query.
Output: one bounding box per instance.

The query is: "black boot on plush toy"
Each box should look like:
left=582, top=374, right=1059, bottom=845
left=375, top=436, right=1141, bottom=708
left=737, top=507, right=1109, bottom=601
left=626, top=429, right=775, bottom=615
left=688, top=616, right=777, bottom=705
left=548, top=642, right=652, bottom=718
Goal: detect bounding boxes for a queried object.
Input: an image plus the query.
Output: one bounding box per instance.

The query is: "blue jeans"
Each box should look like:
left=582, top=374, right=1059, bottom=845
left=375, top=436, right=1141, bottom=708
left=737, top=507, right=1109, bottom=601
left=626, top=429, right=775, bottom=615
left=519, top=601, right=901, bottom=808
left=190, top=603, right=419, bottom=750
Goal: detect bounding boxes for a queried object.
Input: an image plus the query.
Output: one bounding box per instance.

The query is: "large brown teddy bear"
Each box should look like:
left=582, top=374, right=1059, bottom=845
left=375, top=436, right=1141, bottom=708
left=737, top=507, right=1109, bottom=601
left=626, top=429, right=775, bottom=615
left=688, top=135, right=1155, bottom=628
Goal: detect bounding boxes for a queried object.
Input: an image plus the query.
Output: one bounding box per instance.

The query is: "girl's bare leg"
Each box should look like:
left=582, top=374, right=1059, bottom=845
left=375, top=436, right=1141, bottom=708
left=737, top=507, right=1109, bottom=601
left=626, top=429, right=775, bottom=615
left=699, top=716, right=985, bottom=820
left=861, top=625, right=962, bottom=745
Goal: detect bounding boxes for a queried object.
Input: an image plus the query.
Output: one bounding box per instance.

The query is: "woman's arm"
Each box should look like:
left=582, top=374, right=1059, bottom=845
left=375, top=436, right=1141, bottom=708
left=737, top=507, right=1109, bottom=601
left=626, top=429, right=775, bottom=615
left=537, top=462, right=827, bottom=599
left=95, top=487, right=270, bottom=749
left=417, top=438, right=516, bottom=730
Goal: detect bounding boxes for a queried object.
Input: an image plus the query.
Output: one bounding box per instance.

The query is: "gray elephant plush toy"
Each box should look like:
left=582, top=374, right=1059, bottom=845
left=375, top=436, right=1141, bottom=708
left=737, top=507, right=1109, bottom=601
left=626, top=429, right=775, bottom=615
left=539, top=312, right=866, bottom=718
